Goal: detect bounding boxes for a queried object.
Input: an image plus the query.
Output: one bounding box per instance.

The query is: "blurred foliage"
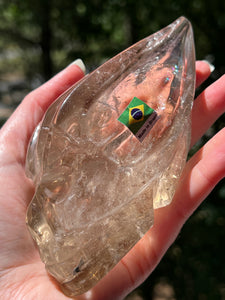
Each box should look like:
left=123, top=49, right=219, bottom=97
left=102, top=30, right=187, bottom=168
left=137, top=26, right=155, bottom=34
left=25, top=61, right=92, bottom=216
left=0, top=0, right=225, bottom=299
left=1, top=0, right=225, bottom=79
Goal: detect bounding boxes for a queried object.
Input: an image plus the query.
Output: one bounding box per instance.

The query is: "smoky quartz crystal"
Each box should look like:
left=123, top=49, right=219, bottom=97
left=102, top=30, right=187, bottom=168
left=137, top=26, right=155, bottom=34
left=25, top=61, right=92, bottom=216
left=26, top=17, right=195, bottom=296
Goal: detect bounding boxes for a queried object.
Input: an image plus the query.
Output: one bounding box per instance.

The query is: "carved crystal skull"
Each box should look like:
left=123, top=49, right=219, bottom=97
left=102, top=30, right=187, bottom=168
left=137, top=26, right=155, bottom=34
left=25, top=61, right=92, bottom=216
left=26, top=17, right=195, bottom=296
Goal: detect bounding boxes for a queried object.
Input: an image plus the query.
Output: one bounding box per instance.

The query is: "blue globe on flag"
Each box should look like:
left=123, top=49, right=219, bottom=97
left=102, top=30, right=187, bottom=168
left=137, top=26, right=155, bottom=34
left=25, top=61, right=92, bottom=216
left=131, top=108, right=143, bottom=120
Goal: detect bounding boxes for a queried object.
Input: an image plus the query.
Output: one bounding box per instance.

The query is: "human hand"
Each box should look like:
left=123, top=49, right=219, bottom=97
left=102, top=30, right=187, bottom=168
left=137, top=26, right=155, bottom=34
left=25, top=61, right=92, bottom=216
left=0, top=60, right=224, bottom=300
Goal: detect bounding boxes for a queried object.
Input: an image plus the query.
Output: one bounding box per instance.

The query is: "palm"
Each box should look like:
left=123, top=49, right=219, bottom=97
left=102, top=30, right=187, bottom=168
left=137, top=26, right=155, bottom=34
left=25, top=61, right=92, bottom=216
left=0, top=62, right=224, bottom=300
left=0, top=162, right=68, bottom=299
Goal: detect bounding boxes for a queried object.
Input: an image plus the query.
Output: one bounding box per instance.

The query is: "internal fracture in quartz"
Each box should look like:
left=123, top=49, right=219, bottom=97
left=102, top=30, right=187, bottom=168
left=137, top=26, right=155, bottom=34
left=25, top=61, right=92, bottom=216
left=26, top=17, right=196, bottom=296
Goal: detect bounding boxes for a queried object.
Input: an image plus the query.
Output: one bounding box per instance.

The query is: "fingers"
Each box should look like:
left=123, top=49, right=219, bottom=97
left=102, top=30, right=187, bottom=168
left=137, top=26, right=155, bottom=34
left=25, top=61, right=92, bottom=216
left=191, top=74, right=225, bottom=147
left=142, top=127, right=225, bottom=284
left=195, top=60, right=212, bottom=88
left=0, top=60, right=85, bottom=166
left=176, top=127, right=225, bottom=218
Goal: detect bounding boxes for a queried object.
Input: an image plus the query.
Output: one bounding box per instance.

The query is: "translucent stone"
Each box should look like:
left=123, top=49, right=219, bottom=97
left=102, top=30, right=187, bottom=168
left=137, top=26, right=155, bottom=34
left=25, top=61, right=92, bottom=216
left=26, top=16, right=195, bottom=296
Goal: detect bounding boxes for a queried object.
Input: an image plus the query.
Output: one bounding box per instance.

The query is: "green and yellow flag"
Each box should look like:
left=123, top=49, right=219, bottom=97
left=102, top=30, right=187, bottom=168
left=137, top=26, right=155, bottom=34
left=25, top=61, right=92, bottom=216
left=118, top=97, right=158, bottom=142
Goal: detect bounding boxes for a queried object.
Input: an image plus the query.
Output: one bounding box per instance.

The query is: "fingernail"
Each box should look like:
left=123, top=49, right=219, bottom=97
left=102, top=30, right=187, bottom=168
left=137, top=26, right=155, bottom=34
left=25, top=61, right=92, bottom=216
left=71, top=58, right=86, bottom=74
left=202, top=60, right=215, bottom=73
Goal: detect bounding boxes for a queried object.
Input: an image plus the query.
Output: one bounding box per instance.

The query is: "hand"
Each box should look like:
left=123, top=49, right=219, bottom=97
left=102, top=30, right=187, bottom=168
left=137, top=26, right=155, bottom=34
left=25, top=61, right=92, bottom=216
left=0, top=61, right=224, bottom=300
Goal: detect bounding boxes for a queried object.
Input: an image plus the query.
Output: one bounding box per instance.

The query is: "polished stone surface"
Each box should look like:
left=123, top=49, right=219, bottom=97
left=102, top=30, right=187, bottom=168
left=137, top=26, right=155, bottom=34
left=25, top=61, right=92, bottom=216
left=26, top=16, right=195, bottom=296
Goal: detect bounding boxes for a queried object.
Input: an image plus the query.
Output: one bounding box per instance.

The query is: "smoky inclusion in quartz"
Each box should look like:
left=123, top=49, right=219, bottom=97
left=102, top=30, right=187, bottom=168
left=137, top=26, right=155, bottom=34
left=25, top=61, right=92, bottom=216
left=25, top=17, right=196, bottom=296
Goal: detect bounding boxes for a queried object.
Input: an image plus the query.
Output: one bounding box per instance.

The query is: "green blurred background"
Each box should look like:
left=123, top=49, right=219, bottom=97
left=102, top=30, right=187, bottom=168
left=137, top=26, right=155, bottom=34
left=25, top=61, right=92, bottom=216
left=0, top=0, right=224, bottom=299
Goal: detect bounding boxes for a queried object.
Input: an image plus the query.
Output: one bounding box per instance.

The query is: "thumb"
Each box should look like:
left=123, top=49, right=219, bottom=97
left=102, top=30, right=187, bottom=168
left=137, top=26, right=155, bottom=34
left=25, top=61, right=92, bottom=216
left=0, top=59, right=86, bottom=166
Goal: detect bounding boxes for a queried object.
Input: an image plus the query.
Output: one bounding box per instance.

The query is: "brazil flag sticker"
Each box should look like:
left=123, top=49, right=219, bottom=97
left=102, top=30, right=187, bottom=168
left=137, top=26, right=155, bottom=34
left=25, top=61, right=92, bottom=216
left=118, top=97, right=159, bottom=142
